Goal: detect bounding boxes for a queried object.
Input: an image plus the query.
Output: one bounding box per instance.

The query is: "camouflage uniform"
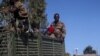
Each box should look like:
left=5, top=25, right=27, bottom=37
left=51, top=21, right=66, bottom=39
left=13, top=1, right=29, bottom=32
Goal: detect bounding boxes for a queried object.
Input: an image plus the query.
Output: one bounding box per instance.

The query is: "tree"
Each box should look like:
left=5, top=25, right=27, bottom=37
left=92, top=50, right=96, bottom=54
left=83, top=45, right=97, bottom=54
left=22, top=0, right=46, bottom=28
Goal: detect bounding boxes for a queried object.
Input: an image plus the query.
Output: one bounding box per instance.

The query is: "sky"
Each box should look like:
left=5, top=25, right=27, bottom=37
left=0, top=0, right=100, bottom=55
left=46, top=0, right=100, bottom=55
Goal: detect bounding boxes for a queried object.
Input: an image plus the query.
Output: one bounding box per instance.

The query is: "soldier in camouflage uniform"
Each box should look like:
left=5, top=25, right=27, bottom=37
left=51, top=13, right=66, bottom=40
left=9, top=0, right=29, bottom=33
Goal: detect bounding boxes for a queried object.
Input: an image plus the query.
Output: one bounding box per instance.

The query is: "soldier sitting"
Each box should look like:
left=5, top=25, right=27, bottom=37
left=51, top=13, right=66, bottom=40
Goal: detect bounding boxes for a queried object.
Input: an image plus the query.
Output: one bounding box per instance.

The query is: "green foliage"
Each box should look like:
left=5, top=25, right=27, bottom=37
left=83, top=46, right=97, bottom=54
left=22, top=0, right=47, bottom=28
left=29, top=0, right=46, bottom=28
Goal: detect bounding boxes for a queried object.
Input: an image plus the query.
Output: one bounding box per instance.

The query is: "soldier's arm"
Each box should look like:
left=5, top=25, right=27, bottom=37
left=62, top=23, right=66, bottom=37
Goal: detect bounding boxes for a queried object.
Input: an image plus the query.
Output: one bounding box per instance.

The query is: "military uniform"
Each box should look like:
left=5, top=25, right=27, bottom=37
left=13, top=1, right=29, bottom=32
left=51, top=21, right=66, bottom=39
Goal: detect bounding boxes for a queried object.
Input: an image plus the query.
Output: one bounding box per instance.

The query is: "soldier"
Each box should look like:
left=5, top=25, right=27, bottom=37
left=51, top=13, right=66, bottom=40
left=9, top=0, right=29, bottom=33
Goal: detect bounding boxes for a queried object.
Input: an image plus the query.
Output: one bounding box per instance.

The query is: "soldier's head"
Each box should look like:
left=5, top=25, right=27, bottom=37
left=54, top=13, right=60, bottom=22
